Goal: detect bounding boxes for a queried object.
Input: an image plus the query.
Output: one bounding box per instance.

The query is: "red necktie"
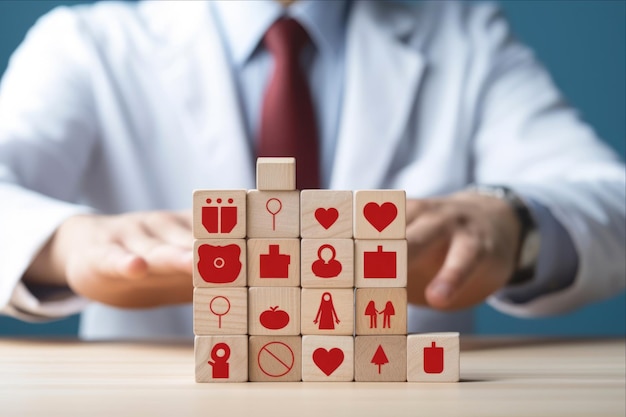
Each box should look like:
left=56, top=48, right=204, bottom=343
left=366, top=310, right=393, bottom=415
left=257, top=18, right=321, bottom=189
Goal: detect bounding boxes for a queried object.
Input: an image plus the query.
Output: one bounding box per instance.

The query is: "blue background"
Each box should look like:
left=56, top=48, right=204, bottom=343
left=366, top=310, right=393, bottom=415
left=0, top=0, right=624, bottom=336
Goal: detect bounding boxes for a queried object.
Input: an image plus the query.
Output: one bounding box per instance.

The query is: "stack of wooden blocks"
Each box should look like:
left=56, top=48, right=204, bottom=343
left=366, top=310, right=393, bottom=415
left=193, top=158, right=460, bottom=383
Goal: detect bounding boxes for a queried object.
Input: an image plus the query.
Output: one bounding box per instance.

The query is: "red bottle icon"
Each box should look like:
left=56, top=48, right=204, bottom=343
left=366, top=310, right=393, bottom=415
left=363, top=246, right=397, bottom=278
left=202, top=198, right=238, bottom=234
left=197, top=244, right=242, bottom=284
left=423, top=341, right=444, bottom=374
left=208, top=343, right=230, bottom=379
left=260, top=245, right=290, bottom=278
left=311, top=244, right=342, bottom=278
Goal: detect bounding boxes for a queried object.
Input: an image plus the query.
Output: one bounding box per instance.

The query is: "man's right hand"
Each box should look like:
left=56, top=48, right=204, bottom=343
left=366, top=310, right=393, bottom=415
left=24, top=211, right=194, bottom=308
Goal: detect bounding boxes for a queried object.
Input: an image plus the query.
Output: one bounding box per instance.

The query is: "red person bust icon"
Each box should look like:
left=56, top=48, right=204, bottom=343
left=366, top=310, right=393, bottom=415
left=313, top=292, right=340, bottom=330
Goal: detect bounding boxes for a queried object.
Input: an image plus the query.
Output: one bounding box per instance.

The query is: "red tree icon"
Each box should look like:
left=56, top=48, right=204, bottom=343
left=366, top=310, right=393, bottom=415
left=371, top=345, right=389, bottom=374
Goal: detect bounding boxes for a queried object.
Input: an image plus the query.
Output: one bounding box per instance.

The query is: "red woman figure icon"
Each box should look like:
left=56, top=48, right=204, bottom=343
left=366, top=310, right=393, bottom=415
left=380, top=301, right=395, bottom=328
left=364, top=300, right=379, bottom=329
left=313, top=292, right=341, bottom=330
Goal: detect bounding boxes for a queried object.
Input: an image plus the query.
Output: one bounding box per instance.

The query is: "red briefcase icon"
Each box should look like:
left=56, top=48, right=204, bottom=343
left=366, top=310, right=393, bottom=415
left=363, top=245, right=397, bottom=279
left=260, top=245, right=290, bottom=278
left=202, top=198, right=238, bottom=234
left=311, top=244, right=342, bottom=278
left=423, top=341, right=444, bottom=374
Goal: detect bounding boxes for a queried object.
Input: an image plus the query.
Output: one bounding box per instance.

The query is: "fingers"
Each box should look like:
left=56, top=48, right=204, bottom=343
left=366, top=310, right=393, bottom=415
left=123, top=228, right=193, bottom=276
left=426, top=230, right=485, bottom=308
left=143, top=212, right=193, bottom=249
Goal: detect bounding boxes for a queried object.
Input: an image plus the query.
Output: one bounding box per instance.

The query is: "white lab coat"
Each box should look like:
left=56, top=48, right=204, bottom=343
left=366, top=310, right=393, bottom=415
left=0, top=1, right=624, bottom=339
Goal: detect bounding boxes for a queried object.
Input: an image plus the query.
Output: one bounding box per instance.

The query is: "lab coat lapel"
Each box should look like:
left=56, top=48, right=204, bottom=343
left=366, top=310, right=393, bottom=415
left=152, top=2, right=254, bottom=189
left=331, top=2, right=426, bottom=189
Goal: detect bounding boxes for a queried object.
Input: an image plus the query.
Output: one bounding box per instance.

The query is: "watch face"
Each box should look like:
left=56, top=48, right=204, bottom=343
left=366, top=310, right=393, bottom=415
left=519, top=230, right=541, bottom=269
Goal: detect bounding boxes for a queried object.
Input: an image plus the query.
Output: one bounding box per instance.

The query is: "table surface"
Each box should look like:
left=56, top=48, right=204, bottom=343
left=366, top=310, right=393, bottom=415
left=0, top=337, right=624, bottom=417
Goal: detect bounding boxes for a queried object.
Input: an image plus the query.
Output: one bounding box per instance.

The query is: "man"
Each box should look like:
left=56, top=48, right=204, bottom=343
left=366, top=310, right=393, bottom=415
left=0, top=0, right=624, bottom=339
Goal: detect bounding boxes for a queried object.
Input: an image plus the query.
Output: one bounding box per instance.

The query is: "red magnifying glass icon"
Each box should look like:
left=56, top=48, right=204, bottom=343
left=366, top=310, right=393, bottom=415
left=209, top=296, right=231, bottom=328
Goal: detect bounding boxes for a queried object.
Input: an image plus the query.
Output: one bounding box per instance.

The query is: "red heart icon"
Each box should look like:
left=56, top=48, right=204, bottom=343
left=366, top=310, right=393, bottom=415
left=363, top=202, right=397, bottom=232
left=312, top=347, right=344, bottom=376
left=314, top=208, right=339, bottom=230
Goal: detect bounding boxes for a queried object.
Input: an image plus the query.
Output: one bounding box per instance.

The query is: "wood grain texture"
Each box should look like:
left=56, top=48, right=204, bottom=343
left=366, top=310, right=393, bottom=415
left=193, top=239, right=247, bottom=288
left=248, top=287, right=301, bottom=336
left=256, top=157, right=296, bottom=191
left=353, top=190, right=406, bottom=240
left=301, top=239, right=354, bottom=288
left=407, top=333, right=460, bottom=382
left=193, top=189, right=247, bottom=239
left=300, top=190, right=353, bottom=238
left=355, top=288, right=407, bottom=336
left=355, top=336, right=407, bottom=382
left=354, top=239, right=407, bottom=288
left=195, top=335, right=248, bottom=382
left=193, top=288, right=247, bottom=336
left=247, top=190, right=300, bottom=238
left=247, top=239, right=300, bottom=287
left=302, top=335, right=354, bottom=382
left=249, top=336, right=302, bottom=382
left=300, top=288, right=354, bottom=336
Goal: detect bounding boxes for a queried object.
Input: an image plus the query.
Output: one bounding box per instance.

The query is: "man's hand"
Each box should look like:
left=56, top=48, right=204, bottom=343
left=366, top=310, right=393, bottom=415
left=25, top=211, right=194, bottom=308
left=406, top=192, right=521, bottom=310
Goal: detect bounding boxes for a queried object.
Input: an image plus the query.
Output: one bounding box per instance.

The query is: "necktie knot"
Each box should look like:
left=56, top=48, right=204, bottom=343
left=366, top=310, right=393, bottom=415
left=263, top=18, right=310, bottom=59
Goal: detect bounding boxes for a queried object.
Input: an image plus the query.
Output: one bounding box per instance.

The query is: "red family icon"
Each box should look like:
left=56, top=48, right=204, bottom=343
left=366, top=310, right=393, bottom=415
left=202, top=198, right=238, bottom=234
left=364, top=301, right=395, bottom=329
left=313, top=292, right=340, bottom=330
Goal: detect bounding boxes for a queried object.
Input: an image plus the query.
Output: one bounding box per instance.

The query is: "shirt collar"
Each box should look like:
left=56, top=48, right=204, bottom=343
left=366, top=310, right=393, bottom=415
left=212, top=0, right=348, bottom=66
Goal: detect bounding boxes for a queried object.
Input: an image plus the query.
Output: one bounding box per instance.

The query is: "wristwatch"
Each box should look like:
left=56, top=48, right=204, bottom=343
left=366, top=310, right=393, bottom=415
left=468, top=185, right=541, bottom=286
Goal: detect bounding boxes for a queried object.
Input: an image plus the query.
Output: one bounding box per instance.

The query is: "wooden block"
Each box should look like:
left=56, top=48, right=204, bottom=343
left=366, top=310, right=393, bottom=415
left=353, top=190, right=406, bottom=239
left=247, top=190, right=300, bottom=238
left=354, top=239, right=407, bottom=288
left=247, top=239, right=300, bottom=287
left=193, top=190, right=247, bottom=239
left=256, top=157, right=296, bottom=191
left=195, top=335, right=248, bottom=382
left=354, top=336, right=407, bottom=382
left=407, top=333, right=460, bottom=382
left=193, top=239, right=246, bottom=287
left=193, top=288, right=247, bottom=335
left=300, top=190, right=353, bottom=238
left=300, top=239, right=353, bottom=288
left=355, top=288, right=407, bottom=335
left=302, top=336, right=354, bottom=382
left=248, top=287, right=301, bottom=336
left=300, top=289, right=354, bottom=336
left=249, top=336, right=302, bottom=382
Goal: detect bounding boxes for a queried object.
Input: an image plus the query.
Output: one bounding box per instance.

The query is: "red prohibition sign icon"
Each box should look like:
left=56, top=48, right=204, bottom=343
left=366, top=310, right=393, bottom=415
left=257, top=341, right=295, bottom=377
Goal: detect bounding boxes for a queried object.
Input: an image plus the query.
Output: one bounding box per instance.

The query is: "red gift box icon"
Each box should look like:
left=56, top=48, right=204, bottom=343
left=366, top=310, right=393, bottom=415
left=423, top=341, right=444, bottom=374
left=260, top=245, right=290, bottom=278
left=363, top=245, right=396, bottom=279
left=197, top=244, right=242, bottom=284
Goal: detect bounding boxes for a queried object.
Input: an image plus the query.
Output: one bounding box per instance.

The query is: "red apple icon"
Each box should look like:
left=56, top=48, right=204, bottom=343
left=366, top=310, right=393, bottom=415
left=259, top=306, right=290, bottom=330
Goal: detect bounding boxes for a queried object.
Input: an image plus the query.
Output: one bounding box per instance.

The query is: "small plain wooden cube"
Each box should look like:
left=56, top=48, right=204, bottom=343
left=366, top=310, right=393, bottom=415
left=193, top=288, right=247, bottom=335
left=407, top=333, right=460, bottom=382
left=247, top=190, right=300, bottom=238
left=301, top=190, right=353, bottom=238
left=354, top=190, right=406, bottom=239
left=193, top=190, right=247, bottom=239
left=300, top=288, right=354, bottom=336
left=355, top=288, right=407, bottom=335
left=256, top=157, right=296, bottom=191
left=195, top=335, right=248, bottom=382
left=193, top=239, right=246, bottom=287
left=248, top=287, right=301, bottom=336
left=300, top=239, right=353, bottom=288
left=247, top=239, right=300, bottom=287
left=354, top=239, right=407, bottom=288
left=354, top=336, right=407, bottom=382
left=302, top=336, right=354, bottom=382
left=249, top=336, right=302, bottom=382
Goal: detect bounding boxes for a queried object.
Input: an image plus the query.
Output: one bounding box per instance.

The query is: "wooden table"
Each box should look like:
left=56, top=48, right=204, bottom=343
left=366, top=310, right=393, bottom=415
left=0, top=337, right=624, bottom=417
